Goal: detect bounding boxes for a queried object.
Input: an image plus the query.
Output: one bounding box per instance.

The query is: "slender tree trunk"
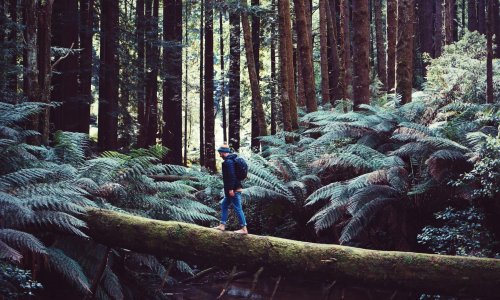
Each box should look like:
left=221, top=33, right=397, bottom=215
left=477, top=0, right=486, bottom=34
left=204, top=0, right=216, bottom=172
left=79, top=0, right=93, bottom=135
left=270, top=0, right=277, bottom=135
left=278, top=0, right=293, bottom=137
left=351, top=0, right=370, bottom=109
left=493, top=0, right=499, bottom=58
left=373, top=0, right=387, bottom=91
left=7, top=0, right=17, bottom=97
left=163, top=0, right=183, bottom=164
left=341, top=0, right=352, bottom=99
left=468, top=0, right=478, bottom=32
left=435, top=0, right=443, bottom=57
left=444, top=0, right=453, bottom=45
left=280, top=0, right=298, bottom=129
left=387, top=0, right=397, bottom=92
left=250, top=0, right=261, bottom=151
left=334, top=0, right=347, bottom=104
left=419, top=0, right=434, bottom=60
left=294, top=0, right=317, bottom=112
left=183, top=0, right=189, bottom=166
left=51, top=0, right=80, bottom=132
left=319, top=0, right=330, bottom=105
left=145, top=0, right=159, bottom=146
left=452, top=0, right=458, bottom=41
left=199, top=0, right=205, bottom=166
left=86, top=209, right=500, bottom=299
left=1, top=0, right=6, bottom=98
left=396, top=0, right=415, bottom=105
left=219, top=7, right=227, bottom=144
left=136, top=0, right=146, bottom=148
left=98, top=0, right=119, bottom=150
left=242, top=0, right=267, bottom=151
left=486, top=0, right=493, bottom=103
left=295, top=46, right=306, bottom=106
left=228, top=9, right=241, bottom=152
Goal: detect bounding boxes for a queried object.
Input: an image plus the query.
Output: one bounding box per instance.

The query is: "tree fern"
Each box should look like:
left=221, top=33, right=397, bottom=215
left=0, top=229, right=47, bottom=256
left=0, top=240, right=23, bottom=262
left=46, top=247, right=91, bottom=295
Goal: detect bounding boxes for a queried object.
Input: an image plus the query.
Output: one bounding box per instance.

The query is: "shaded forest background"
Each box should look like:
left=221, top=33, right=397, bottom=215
left=0, top=0, right=499, bottom=299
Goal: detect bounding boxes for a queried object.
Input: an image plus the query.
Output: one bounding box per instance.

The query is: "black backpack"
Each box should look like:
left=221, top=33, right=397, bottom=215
left=231, top=156, right=248, bottom=180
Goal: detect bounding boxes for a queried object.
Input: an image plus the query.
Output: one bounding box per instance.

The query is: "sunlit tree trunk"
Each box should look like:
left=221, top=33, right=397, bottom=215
left=52, top=0, right=80, bottom=132
left=443, top=0, right=453, bottom=45
left=468, top=0, right=478, bottom=32
left=333, top=0, right=347, bottom=104
left=319, top=0, right=330, bottom=105
left=395, top=0, right=415, bottom=105
left=219, top=8, right=227, bottom=144
left=270, top=0, right=277, bottom=135
left=373, top=0, right=387, bottom=91
left=294, top=0, right=317, bottom=112
left=144, top=0, right=159, bottom=147
left=204, top=0, right=216, bottom=172
left=183, top=1, right=190, bottom=166
left=351, top=0, right=370, bottom=109
left=79, top=0, right=93, bottom=134
left=163, top=0, right=183, bottom=165
left=136, top=0, right=146, bottom=148
left=279, top=0, right=298, bottom=129
left=387, top=0, right=396, bottom=92
left=199, top=0, right=205, bottom=166
left=341, top=0, right=352, bottom=99
left=278, top=0, right=293, bottom=137
left=434, top=1, right=443, bottom=57
left=486, top=0, right=493, bottom=103
left=242, top=0, right=267, bottom=151
left=228, top=9, right=241, bottom=152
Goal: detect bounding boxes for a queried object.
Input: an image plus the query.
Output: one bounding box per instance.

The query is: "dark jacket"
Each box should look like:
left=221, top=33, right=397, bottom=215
left=222, top=154, right=242, bottom=196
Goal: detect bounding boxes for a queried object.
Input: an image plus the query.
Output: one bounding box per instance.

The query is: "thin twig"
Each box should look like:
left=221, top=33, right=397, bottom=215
left=270, top=275, right=282, bottom=300
left=324, top=280, right=336, bottom=300
left=181, top=266, right=218, bottom=284
left=249, top=267, right=264, bottom=297
left=217, top=266, right=237, bottom=299
left=157, top=261, right=175, bottom=291
left=51, top=42, right=74, bottom=69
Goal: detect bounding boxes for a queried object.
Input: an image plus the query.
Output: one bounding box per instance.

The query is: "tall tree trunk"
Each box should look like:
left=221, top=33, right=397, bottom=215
left=86, top=209, right=500, bottom=299
left=36, top=0, right=54, bottom=145
left=51, top=0, right=80, bottom=132
left=319, top=0, right=330, bottom=105
left=293, top=0, right=317, bottom=112
left=1, top=0, right=6, bottom=99
left=477, top=0, right=486, bottom=34
left=280, top=0, right=298, bottom=130
left=486, top=0, right=493, bottom=103
left=199, top=0, right=205, bottom=166
left=351, top=0, right=370, bottom=109
left=250, top=0, right=261, bottom=151
left=184, top=0, right=190, bottom=166
left=98, top=0, right=119, bottom=150
left=341, top=0, right=352, bottom=99
left=144, top=0, right=159, bottom=146
left=136, top=0, right=146, bottom=148
left=278, top=0, right=293, bottom=138
left=419, top=0, right=434, bottom=60
left=79, top=0, right=93, bottom=134
left=373, top=0, right=387, bottom=91
left=219, top=7, right=227, bottom=144
left=387, top=0, right=397, bottom=92
left=327, top=0, right=342, bottom=104
left=228, top=9, right=241, bottom=152
left=452, top=0, right=458, bottom=41
left=242, top=0, right=267, bottom=151
left=468, top=0, right=478, bottom=32
left=295, top=46, right=306, bottom=106
left=162, top=0, right=183, bottom=165
left=7, top=0, right=17, bottom=97
left=396, top=0, right=415, bottom=105
left=443, top=0, right=453, bottom=45
left=270, top=0, right=277, bottom=135
left=204, top=0, right=216, bottom=172
left=494, top=0, right=500, bottom=58
left=435, top=0, right=443, bottom=57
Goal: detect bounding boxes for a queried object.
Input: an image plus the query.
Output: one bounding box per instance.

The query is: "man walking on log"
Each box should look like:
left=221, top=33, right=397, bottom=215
left=213, top=143, right=248, bottom=234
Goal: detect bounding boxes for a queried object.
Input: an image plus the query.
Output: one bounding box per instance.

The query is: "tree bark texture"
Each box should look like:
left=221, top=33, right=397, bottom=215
left=79, top=0, right=93, bottom=134
left=477, top=0, right=486, bottom=34
left=251, top=0, right=261, bottom=152
left=144, top=0, right=159, bottom=147
left=396, top=0, right=415, bottom=105
left=468, top=0, right=478, bottom=32
left=162, top=0, right=183, bottom=165
left=199, top=0, right=205, bottom=166
left=51, top=0, right=81, bottom=133
left=373, top=0, right=387, bottom=91
left=228, top=10, right=241, bottom=152
left=340, top=0, right=352, bottom=99
left=386, top=0, right=397, bottom=92
left=319, top=0, right=330, bottom=105
left=294, top=0, right=317, bottom=112
left=327, top=0, right=342, bottom=104
left=351, top=0, right=370, bottom=109
left=278, top=0, right=293, bottom=136
left=136, top=0, right=146, bottom=148
left=7, top=0, right=18, bottom=96
left=443, top=0, right=454, bottom=45
left=204, top=0, right=216, bottom=172
left=434, top=0, right=443, bottom=56
left=418, top=0, right=434, bottom=59
left=486, top=0, right=494, bottom=103
left=270, top=0, right=277, bottom=135
left=85, top=209, right=500, bottom=299
left=98, top=0, right=119, bottom=150
left=242, top=0, right=268, bottom=150
left=220, top=9, right=227, bottom=144
left=493, top=0, right=500, bottom=58
left=279, top=0, right=298, bottom=129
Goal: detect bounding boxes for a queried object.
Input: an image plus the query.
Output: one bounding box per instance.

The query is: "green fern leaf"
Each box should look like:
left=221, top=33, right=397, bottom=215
left=46, top=247, right=91, bottom=295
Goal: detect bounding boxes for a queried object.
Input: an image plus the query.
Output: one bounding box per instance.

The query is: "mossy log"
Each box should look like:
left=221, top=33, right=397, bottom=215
left=85, top=209, right=500, bottom=298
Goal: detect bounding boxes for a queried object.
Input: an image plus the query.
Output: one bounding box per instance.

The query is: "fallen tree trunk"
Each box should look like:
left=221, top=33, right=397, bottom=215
left=85, top=209, right=500, bottom=298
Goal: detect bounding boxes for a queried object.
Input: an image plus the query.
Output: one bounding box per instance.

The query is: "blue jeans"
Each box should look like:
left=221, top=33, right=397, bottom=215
left=220, top=192, right=247, bottom=227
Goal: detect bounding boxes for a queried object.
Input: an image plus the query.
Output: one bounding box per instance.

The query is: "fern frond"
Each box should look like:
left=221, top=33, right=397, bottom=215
left=241, top=186, right=290, bottom=202
left=466, top=131, right=489, bottom=152
left=309, top=202, right=346, bottom=232
left=0, top=168, right=54, bottom=190
left=346, top=185, right=399, bottom=214
left=52, top=131, right=88, bottom=166
left=420, top=137, right=468, bottom=152
left=408, top=179, right=437, bottom=195
left=46, top=247, right=91, bottom=295
left=306, top=182, right=348, bottom=206
left=26, top=196, right=86, bottom=215
left=30, top=211, right=88, bottom=237
left=0, top=240, right=22, bottom=262
left=176, top=260, right=194, bottom=275
left=0, top=229, right=47, bottom=256
left=101, top=266, right=123, bottom=300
